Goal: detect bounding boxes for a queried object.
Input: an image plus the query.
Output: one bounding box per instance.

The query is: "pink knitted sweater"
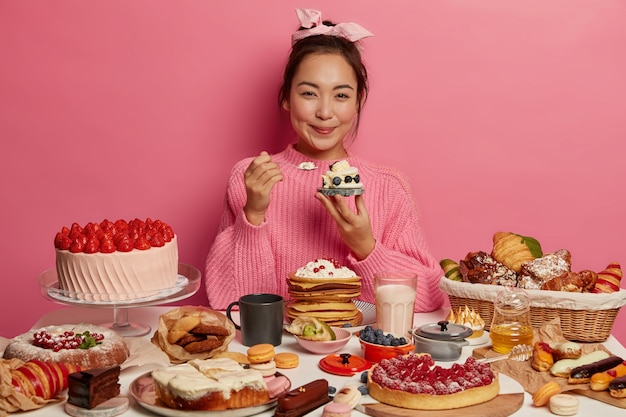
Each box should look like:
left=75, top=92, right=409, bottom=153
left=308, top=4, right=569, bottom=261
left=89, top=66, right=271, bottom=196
left=205, top=145, right=444, bottom=311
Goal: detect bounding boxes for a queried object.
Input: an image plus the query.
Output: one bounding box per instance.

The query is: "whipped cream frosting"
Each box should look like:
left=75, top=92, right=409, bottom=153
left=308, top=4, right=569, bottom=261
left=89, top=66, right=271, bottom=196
left=321, top=160, right=363, bottom=189
left=294, top=258, right=357, bottom=279
left=152, top=358, right=267, bottom=400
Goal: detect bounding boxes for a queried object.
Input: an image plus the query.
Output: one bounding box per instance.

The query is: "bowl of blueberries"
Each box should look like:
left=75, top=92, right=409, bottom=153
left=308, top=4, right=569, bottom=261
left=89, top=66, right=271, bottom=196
left=358, top=326, right=414, bottom=362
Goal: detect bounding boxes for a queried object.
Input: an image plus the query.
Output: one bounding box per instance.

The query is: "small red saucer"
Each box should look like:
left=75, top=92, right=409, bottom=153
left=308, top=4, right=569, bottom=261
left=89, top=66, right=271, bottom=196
left=319, top=353, right=372, bottom=376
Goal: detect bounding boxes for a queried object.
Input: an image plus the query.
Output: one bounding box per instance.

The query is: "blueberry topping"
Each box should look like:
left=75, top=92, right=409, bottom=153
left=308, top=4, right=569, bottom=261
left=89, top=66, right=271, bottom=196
left=358, top=386, right=369, bottom=395
left=332, top=177, right=342, bottom=185
left=345, top=176, right=353, bottom=183
left=359, top=327, right=407, bottom=347
left=354, top=174, right=360, bottom=183
left=328, top=386, right=337, bottom=396
left=360, top=371, right=369, bottom=383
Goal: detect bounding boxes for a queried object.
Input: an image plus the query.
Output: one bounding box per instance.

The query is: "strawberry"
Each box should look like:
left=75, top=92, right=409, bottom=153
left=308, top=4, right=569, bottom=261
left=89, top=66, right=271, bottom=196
left=134, top=236, right=151, bottom=250
left=84, top=236, right=100, bottom=254
left=69, top=238, right=85, bottom=253
left=99, top=237, right=116, bottom=253
left=150, top=232, right=165, bottom=247
left=115, top=235, right=134, bottom=252
left=54, top=232, right=71, bottom=249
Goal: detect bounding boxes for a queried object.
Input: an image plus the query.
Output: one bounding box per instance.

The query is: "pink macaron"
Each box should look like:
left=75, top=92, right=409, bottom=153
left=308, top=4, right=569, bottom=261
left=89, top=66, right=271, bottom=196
left=322, top=401, right=352, bottom=417
left=266, top=375, right=291, bottom=398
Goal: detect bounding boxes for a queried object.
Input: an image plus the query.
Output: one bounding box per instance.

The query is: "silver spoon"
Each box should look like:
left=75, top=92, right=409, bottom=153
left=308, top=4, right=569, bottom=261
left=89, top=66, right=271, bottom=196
left=478, top=344, right=533, bottom=363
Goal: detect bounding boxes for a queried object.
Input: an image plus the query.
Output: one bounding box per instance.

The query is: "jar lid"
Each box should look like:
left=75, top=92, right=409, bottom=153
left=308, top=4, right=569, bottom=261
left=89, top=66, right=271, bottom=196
left=414, top=320, right=473, bottom=341
left=319, top=353, right=372, bottom=376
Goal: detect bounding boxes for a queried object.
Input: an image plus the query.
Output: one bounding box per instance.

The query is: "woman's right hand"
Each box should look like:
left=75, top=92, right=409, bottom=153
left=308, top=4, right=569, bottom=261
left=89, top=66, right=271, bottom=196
left=243, top=151, right=283, bottom=225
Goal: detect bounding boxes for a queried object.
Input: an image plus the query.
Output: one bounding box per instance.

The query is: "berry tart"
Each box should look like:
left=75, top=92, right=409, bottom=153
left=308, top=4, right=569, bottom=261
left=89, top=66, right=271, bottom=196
left=367, top=354, right=500, bottom=410
left=54, top=218, right=178, bottom=301
left=3, top=324, right=129, bottom=370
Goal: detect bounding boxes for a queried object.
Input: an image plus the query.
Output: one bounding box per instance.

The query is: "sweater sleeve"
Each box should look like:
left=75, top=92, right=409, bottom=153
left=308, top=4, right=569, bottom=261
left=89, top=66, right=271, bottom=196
left=204, top=163, right=279, bottom=309
left=347, top=169, right=445, bottom=312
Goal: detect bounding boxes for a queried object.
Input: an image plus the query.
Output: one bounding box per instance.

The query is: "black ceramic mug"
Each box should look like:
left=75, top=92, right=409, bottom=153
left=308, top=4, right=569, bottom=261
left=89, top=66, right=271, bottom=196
left=226, top=293, right=284, bottom=346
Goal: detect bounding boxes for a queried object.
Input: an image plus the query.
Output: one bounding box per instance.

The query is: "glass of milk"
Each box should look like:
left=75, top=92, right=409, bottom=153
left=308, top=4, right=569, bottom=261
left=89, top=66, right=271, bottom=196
left=374, top=271, right=418, bottom=337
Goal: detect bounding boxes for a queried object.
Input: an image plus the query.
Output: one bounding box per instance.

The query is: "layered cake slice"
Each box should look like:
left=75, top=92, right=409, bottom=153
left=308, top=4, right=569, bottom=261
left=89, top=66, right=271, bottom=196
left=67, top=366, right=121, bottom=409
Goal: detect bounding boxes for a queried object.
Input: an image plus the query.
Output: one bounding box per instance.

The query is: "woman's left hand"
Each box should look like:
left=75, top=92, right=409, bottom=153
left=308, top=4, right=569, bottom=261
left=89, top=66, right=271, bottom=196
left=315, top=192, right=375, bottom=260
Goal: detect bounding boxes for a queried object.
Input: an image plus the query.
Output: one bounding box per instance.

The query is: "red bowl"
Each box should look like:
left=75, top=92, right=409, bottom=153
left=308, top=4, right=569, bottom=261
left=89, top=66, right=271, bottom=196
left=358, top=337, right=414, bottom=362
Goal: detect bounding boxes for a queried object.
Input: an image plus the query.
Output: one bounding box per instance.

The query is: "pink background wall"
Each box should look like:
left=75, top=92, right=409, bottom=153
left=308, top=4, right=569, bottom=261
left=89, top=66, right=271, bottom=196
left=1, top=1, right=625, bottom=344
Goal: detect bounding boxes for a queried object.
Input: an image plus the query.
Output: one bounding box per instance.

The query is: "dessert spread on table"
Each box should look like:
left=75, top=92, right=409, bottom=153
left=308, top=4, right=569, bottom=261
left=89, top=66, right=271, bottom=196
left=1, top=226, right=624, bottom=416
left=54, top=218, right=178, bottom=301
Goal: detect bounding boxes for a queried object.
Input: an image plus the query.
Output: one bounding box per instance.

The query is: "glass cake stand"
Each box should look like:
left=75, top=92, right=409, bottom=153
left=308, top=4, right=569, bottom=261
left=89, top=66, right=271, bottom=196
left=38, top=263, right=201, bottom=337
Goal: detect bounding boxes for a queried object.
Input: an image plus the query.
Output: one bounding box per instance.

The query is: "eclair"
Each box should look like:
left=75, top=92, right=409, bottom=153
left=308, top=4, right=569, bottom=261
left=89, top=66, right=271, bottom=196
left=609, top=375, right=626, bottom=398
left=275, top=379, right=331, bottom=417
left=590, top=359, right=626, bottom=391
left=568, top=355, right=624, bottom=384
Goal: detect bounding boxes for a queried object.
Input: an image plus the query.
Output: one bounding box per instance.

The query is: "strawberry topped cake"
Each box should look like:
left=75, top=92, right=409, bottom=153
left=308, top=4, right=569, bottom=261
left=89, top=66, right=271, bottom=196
left=54, top=218, right=178, bottom=301
left=367, top=354, right=499, bottom=410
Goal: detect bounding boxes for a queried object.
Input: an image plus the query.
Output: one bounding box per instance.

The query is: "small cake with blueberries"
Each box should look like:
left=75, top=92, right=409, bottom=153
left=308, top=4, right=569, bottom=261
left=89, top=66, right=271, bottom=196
left=319, top=160, right=364, bottom=196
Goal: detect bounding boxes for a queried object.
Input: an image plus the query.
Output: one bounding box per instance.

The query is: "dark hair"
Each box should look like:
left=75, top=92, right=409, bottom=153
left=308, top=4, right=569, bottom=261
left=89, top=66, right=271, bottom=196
left=278, top=23, right=369, bottom=136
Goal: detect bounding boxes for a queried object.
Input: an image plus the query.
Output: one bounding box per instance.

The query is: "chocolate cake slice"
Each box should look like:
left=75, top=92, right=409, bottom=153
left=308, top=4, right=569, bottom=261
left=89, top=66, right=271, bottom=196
left=67, top=366, right=121, bottom=409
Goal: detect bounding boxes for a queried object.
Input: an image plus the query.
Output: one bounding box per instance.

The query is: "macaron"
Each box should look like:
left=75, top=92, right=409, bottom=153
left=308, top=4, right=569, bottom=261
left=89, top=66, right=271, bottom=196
left=532, top=381, right=560, bottom=407
left=549, top=394, right=579, bottom=416
left=266, top=375, right=291, bottom=398
left=249, top=360, right=277, bottom=376
left=333, top=384, right=361, bottom=408
left=322, top=401, right=352, bottom=417
left=247, top=343, right=275, bottom=364
left=275, top=352, right=299, bottom=369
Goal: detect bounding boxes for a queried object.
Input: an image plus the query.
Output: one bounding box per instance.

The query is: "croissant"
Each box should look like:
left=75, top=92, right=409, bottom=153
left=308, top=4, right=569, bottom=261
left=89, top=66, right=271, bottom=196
left=593, top=262, right=622, bottom=293
left=11, top=359, right=81, bottom=400
left=541, top=270, right=597, bottom=292
left=491, top=232, right=543, bottom=273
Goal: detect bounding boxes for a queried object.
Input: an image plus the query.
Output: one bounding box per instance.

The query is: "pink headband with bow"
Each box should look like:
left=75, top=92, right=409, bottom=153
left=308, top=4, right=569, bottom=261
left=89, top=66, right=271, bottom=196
left=291, top=9, right=374, bottom=45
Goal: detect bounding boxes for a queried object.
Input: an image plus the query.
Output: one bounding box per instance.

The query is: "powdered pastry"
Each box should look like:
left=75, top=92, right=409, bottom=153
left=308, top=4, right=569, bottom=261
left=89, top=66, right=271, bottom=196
left=3, top=324, right=129, bottom=370
left=54, top=218, right=178, bottom=301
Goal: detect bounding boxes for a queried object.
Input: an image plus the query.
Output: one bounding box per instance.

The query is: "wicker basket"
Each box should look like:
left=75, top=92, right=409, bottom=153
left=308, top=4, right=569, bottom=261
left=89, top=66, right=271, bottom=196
left=439, top=277, right=626, bottom=342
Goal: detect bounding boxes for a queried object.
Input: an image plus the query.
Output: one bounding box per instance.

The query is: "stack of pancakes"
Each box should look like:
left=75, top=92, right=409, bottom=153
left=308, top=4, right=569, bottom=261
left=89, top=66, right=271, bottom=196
left=286, top=259, right=363, bottom=327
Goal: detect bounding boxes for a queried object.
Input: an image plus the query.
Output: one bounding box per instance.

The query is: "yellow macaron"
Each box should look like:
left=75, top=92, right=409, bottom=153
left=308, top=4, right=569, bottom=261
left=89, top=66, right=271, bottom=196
left=247, top=343, right=275, bottom=364
left=275, top=352, right=299, bottom=369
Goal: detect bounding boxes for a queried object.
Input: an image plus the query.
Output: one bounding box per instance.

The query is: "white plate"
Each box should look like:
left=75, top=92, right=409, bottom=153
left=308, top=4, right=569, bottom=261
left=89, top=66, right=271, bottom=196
left=467, top=331, right=491, bottom=346
left=130, top=372, right=287, bottom=417
left=342, top=300, right=376, bottom=333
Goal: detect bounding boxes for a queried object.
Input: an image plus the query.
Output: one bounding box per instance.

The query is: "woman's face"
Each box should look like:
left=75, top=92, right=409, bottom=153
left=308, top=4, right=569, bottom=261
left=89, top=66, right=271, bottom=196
left=283, top=53, right=358, bottom=160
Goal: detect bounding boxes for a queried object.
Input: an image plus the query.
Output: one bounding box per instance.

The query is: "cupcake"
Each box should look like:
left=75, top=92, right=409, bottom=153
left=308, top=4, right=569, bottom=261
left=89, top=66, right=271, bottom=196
left=445, top=306, right=485, bottom=338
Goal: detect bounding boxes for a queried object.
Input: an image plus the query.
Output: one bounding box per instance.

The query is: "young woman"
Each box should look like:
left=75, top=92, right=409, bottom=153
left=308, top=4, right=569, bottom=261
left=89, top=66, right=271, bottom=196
left=205, top=9, right=444, bottom=312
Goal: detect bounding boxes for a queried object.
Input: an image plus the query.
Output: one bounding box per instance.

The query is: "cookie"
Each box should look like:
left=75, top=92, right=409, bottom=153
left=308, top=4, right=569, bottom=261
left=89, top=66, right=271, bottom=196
left=275, top=352, right=299, bottom=369
left=249, top=360, right=277, bottom=376
left=192, top=324, right=230, bottom=336
left=549, top=394, right=579, bottom=416
left=183, top=337, right=224, bottom=353
left=247, top=343, right=275, bottom=364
